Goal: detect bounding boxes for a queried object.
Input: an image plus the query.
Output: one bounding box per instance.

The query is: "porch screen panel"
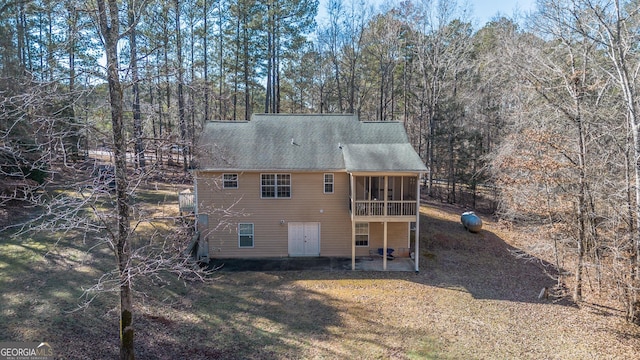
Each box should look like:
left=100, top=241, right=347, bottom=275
left=355, top=176, right=367, bottom=200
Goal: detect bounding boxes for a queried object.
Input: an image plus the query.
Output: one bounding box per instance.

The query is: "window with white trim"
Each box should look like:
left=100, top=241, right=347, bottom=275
left=355, top=222, right=369, bottom=247
left=238, top=223, right=254, bottom=248
left=261, top=174, right=291, bottom=198
left=223, top=173, right=238, bottom=189
left=324, top=173, right=334, bottom=194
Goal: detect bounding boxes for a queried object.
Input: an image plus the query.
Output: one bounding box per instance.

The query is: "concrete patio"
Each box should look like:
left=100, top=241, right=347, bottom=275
left=208, top=256, right=416, bottom=272
left=355, top=256, right=416, bottom=271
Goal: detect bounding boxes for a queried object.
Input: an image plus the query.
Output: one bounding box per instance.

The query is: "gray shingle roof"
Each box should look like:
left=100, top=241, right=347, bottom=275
left=196, top=114, right=427, bottom=172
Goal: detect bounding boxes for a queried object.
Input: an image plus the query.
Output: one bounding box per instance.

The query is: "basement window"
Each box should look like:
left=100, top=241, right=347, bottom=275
left=238, top=223, right=254, bottom=248
left=355, top=222, right=369, bottom=247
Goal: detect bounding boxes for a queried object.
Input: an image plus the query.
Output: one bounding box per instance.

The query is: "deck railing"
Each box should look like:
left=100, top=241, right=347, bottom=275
left=352, top=199, right=417, bottom=217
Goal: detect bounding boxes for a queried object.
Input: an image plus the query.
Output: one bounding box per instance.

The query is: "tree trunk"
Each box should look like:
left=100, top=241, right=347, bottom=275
left=265, top=2, right=273, bottom=113
left=129, top=0, right=145, bottom=170
left=265, top=39, right=271, bottom=112
left=328, top=1, right=343, bottom=112
left=232, top=16, right=240, bottom=120
left=16, top=3, right=25, bottom=72
left=67, top=2, right=76, bottom=92
left=119, top=282, right=134, bottom=360
left=176, top=0, right=188, bottom=171
left=203, top=0, right=209, bottom=122
left=275, top=24, right=280, bottom=114
left=163, top=19, right=171, bottom=135
left=379, top=61, right=384, bottom=121
left=573, top=47, right=589, bottom=303
left=218, top=0, right=224, bottom=119
left=46, top=8, right=53, bottom=81
left=96, top=0, right=135, bottom=357
left=243, top=24, right=250, bottom=120
left=189, top=14, right=196, bottom=162
left=156, top=55, right=164, bottom=166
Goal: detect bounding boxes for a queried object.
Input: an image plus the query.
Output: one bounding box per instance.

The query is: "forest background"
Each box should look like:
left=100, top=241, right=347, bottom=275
left=2, top=0, right=640, bottom=345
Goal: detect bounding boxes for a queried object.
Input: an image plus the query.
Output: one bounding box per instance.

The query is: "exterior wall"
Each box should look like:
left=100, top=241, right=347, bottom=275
left=364, top=222, right=411, bottom=257
left=196, top=171, right=353, bottom=258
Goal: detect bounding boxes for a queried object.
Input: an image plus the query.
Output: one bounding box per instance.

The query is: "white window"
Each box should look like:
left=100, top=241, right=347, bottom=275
left=223, top=173, right=238, bottom=189
left=261, top=174, right=291, bottom=198
left=355, top=222, right=369, bottom=247
left=324, top=173, right=334, bottom=194
left=238, top=223, right=254, bottom=248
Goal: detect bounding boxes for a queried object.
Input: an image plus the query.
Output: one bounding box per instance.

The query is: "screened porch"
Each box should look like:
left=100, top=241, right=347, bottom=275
left=350, top=175, right=419, bottom=219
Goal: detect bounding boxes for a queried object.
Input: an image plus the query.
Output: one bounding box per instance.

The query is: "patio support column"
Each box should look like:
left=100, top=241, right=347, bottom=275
left=415, top=174, right=421, bottom=272
left=383, top=221, right=388, bottom=270
left=383, top=176, right=388, bottom=271
left=351, top=221, right=356, bottom=270
left=351, top=173, right=356, bottom=270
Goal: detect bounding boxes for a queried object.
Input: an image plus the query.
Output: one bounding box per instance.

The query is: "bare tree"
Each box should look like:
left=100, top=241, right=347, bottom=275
left=576, top=0, right=640, bottom=323
left=94, top=0, right=138, bottom=356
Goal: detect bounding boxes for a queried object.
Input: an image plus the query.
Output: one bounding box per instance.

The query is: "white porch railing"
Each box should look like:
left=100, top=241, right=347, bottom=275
left=352, top=199, right=417, bottom=217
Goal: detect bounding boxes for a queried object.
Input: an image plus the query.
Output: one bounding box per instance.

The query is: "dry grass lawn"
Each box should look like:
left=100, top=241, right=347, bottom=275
left=1, top=187, right=639, bottom=359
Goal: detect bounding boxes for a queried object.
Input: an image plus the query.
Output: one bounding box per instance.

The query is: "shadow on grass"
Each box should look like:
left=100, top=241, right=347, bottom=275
left=0, top=228, right=121, bottom=357
left=134, top=275, right=348, bottom=359
left=143, top=271, right=455, bottom=360
left=416, top=209, right=575, bottom=307
left=0, top=210, right=346, bottom=359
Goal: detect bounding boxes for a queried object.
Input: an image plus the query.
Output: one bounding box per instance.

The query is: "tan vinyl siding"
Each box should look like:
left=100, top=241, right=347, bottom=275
left=196, top=171, right=353, bottom=258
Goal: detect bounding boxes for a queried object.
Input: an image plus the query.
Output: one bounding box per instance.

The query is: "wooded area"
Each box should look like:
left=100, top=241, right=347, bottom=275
left=2, top=0, right=640, bottom=357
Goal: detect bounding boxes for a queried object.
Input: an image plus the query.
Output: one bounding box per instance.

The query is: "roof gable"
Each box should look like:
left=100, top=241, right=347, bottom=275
left=196, top=114, right=427, bottom=172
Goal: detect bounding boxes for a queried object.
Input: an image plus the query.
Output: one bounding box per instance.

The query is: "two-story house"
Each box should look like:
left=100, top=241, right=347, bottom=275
left=192, top=114, right=427, bottom=271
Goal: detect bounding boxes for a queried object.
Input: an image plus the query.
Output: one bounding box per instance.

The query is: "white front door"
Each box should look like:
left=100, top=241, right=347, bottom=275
left=288, top=222, right=320, bottom=256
